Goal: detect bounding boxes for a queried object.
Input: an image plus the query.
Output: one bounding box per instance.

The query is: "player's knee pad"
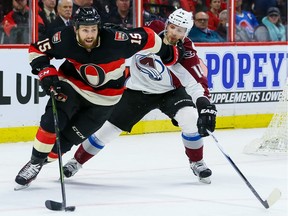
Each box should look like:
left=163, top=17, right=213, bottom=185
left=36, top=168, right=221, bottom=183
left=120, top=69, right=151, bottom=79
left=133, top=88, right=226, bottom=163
left=95, top=121, right=123, bottom=144
left=174, top=106, right=198, bottom=133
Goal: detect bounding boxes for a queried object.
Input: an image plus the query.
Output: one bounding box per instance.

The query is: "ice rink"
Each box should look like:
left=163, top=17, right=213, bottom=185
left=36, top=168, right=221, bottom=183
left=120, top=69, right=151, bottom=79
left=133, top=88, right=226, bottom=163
left=0, top=128, right=287, bottom=216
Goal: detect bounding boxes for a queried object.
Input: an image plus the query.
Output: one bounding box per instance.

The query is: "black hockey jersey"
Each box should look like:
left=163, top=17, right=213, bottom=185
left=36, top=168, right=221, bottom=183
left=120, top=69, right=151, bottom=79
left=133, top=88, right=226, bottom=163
left=29, top=26, right=170, bottom=105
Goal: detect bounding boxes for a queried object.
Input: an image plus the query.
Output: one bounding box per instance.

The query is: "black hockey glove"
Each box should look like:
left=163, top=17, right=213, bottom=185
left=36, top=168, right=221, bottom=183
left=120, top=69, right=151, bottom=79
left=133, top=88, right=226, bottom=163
left=43, top=78, right=67, bottom=102
left=197, top=104, right=217, bottom=137
left=40, top=75, right=60, bottom=95
left=37, top=66, right=59, bottom=95
left=157, top=39, right=185, bottom=66
left=176, top=39, right=185, bottom=63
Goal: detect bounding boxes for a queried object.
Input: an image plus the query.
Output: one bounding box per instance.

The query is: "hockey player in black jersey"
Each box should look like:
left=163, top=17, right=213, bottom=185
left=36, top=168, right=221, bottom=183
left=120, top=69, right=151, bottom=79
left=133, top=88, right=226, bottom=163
left=14, top=6, right=183, bottom=190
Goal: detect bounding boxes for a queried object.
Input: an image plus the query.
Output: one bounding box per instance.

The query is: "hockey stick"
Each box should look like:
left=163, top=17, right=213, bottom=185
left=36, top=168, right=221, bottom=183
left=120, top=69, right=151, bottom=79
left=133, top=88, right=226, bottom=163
left=207, top=130, right=281, bottom=209
left=45, top=88, right=75, bottom=212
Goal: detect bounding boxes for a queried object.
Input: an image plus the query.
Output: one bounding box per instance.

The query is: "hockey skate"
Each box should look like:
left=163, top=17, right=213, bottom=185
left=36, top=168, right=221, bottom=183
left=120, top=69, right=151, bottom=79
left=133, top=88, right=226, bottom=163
left=190, top=159, right=212, bottom=184
left=14, top=160, right=44, bottom=191
left=63, top=158, right=82, bottom=178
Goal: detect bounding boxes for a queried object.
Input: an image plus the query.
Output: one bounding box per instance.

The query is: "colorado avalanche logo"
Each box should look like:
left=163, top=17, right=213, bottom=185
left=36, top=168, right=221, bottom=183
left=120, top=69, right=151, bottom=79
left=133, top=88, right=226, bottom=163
left=184, top=51, right=195, bottom=58
left=239, top=20, right=254, bottom=34
left=78, top=64, right=105, bottom=87
left=135, top=54, right=164, bottom=81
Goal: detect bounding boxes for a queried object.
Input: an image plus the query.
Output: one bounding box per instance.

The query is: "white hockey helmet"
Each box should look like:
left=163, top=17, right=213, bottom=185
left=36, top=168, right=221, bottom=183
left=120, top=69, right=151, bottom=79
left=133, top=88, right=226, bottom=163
left=167, top=8, right=193, bottom=37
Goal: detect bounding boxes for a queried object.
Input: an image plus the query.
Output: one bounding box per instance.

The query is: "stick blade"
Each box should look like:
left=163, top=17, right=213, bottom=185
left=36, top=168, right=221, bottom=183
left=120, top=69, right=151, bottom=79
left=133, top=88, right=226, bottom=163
left=45, top=200, right=63, bottom=211
left=266, top=188, right=282, bottom=208
left=65, top=206, right=76, bottom=212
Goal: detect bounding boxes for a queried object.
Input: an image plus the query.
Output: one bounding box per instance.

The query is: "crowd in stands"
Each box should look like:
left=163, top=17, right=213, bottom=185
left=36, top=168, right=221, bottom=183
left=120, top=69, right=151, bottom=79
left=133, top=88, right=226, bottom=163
left=1, top=0, right=29, bottom=44
left=0, top=0, right=286, bottom=44
left=188, top=11, right=225, bottom=42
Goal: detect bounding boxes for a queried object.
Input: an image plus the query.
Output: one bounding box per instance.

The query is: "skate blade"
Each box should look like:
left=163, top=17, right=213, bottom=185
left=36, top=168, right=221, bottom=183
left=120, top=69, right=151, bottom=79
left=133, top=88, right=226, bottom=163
left=14, top=183, right=30, bottom=191
left=199, top=177, right=211, bottom=184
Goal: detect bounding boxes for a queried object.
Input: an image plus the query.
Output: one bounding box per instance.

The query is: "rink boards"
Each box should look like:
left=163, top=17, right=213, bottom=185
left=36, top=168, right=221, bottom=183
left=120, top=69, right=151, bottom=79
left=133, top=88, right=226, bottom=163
left=0, top=44, right=287, bottom=143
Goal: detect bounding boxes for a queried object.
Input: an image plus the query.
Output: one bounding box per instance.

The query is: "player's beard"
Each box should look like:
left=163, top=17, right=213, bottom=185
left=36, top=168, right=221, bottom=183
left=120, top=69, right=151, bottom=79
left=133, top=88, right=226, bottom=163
left=164, top=35, right=178, bottom=45
left=164, top=33, right=184, bottom=45
left=77, top=34, right=98, bottom=50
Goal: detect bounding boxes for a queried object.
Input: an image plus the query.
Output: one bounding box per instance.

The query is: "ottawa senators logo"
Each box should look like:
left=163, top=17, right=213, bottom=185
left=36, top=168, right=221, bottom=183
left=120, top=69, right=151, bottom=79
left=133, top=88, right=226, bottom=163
left=114, top=31, right=129, bottom=41
left=52, top=31, right=61, bottom=44
left=78, top=64, right=106, bottom=87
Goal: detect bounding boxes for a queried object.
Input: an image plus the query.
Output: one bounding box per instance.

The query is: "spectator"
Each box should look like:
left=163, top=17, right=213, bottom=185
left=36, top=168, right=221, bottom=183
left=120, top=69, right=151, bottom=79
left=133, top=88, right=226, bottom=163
left=241, top=0, right=254, bottom=12
left=143, top=0, right=161, bottom=16
left=195, top=0, right=208, bottom=12
left=276, top=0, right=287, bottom=25
left=93, top=0, right=114, bottom=23
left=143, top=0, right=172, bottom=20
left=254, top=7, right=286, bottom=41
left=235, top=0, right=259, bottom=41
left=188, top=11, right=224, bottom=42
left=220, top=0, right=227, bottom=10
left=1, top=0, right=29, bottom=44
left=180, top=0, right=196, bottom=14
left=72, top=0, right=93, bottom=15
left=0, top=4, right=4, bottom=23
left=253, top=0, right=277, bottom=23
left=46, top=0, right=73, bottom=36
left=39, top=0, right=57, bottom=28
left=216, top=9, right=227, bottom=41
left=105, top=0, right=133, bottom=28
left=143, top=0, right=167, bottom=23
left=206, top=0, right=221, bottom=30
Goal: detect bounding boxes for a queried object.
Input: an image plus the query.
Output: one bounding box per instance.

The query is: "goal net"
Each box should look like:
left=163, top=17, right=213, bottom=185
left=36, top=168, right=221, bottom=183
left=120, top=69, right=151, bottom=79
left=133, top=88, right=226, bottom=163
left=243, top=81, right=288, bottom=155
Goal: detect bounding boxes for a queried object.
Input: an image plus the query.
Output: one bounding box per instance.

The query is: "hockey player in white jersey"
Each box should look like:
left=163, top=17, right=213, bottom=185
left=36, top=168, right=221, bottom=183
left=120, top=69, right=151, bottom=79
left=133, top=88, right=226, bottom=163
left=63, top=8, right=217, bottom=184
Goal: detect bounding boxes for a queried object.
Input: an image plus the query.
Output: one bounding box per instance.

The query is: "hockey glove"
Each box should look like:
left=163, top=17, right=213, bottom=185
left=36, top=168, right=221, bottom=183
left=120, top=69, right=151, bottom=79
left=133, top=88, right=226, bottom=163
left=197, top=104, right=217, bottom=137
left=157, top=39, right=185, bottom=66
left=38, top=67, right=62, bottom=96
left=40, top=75, right=60, bottom=94
left=176, top=39, right=185, bottom=63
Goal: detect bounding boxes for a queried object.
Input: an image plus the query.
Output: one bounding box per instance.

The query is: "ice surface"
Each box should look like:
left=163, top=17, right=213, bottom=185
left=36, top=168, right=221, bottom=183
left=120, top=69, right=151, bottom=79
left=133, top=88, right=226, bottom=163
left=0, top=128, right=287, bottom=216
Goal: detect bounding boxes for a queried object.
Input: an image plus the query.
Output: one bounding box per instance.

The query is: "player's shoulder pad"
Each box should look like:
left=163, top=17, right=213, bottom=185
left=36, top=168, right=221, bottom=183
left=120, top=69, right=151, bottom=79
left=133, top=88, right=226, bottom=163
left=142, top=26, right=157, bottom=38
left=51, top=26, right=74, bottom=44
left=100, top=27, right=130, bottom=42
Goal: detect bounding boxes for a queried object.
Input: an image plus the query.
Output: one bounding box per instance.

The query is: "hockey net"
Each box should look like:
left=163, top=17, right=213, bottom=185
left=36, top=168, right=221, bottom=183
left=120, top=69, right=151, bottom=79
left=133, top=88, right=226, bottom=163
left=243, top=81, right=288, bottom=155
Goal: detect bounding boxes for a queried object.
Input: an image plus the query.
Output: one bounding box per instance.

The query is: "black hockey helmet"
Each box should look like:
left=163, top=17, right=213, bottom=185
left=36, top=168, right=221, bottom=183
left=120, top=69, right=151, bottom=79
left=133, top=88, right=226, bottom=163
left=73, top=7, right=101, bottom=29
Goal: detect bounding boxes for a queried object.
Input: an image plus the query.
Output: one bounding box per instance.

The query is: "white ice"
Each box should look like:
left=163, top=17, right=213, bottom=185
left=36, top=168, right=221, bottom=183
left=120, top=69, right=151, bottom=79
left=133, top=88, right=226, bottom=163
left=0, top=128, right=287, bottom=216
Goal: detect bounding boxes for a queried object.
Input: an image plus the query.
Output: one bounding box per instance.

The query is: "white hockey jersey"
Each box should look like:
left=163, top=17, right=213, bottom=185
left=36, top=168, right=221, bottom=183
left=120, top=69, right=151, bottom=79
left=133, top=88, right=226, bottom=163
left=125, top=20, right=211, bottom=105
